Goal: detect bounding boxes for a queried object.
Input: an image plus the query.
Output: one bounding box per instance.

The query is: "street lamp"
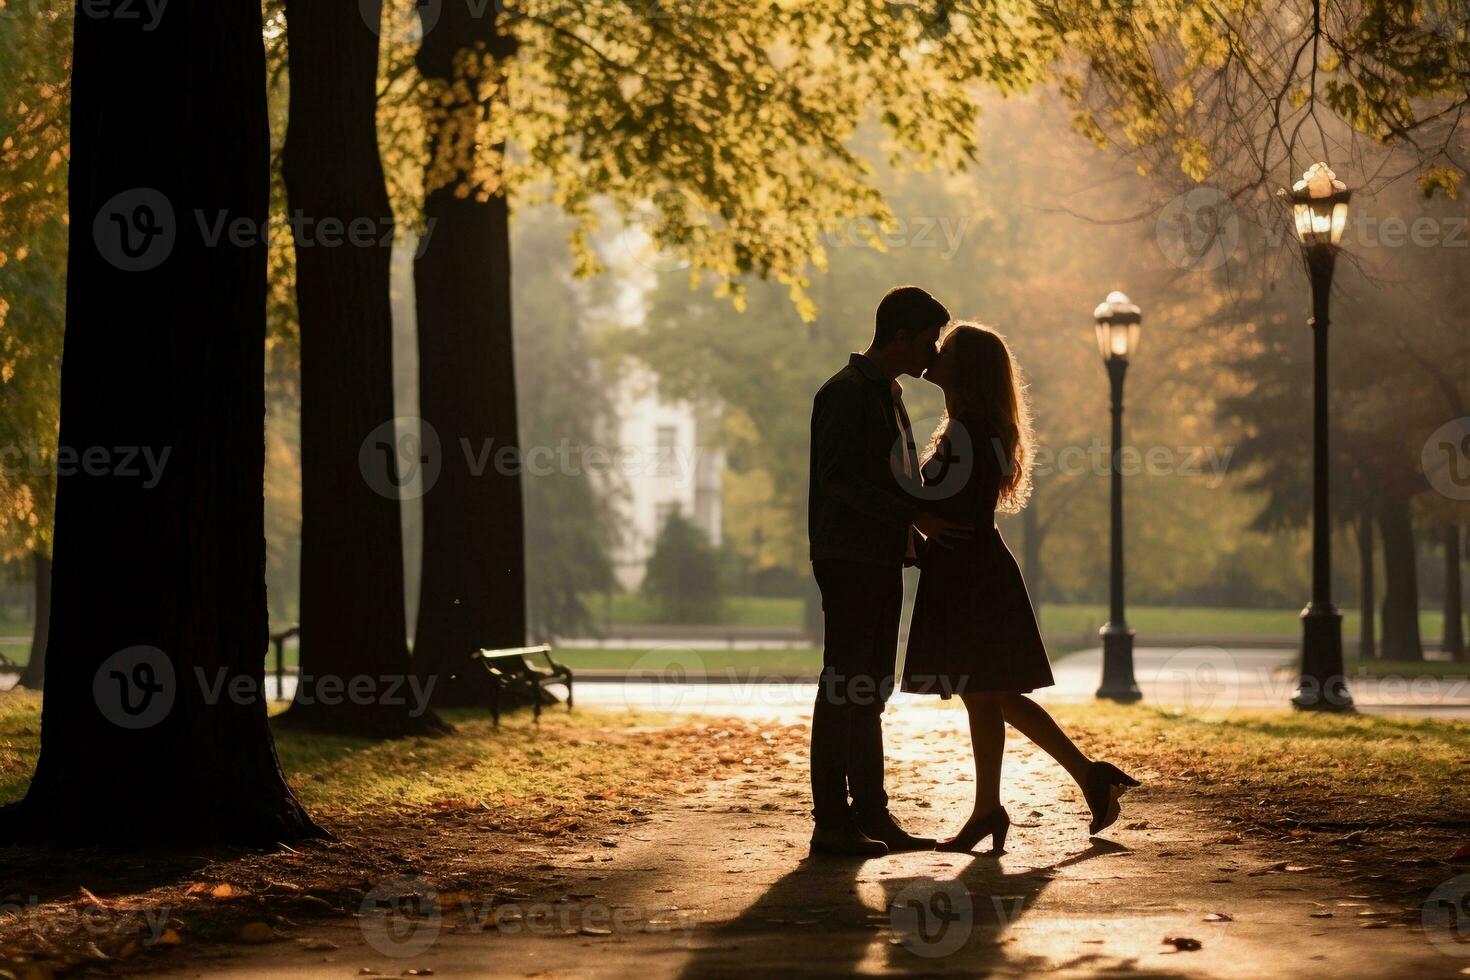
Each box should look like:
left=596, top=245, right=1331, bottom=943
left=1094, top=290, right=1142, bottom=703
left=1284, top=162, right=1354, bottom=712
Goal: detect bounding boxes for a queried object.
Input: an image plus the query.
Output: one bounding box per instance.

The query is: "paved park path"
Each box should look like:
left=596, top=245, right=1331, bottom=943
left=164, top=700, right=1468, bottom=979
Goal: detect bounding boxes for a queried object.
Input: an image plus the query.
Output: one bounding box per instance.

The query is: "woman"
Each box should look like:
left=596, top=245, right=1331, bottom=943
left=902, top=322, right=1138, bottom=853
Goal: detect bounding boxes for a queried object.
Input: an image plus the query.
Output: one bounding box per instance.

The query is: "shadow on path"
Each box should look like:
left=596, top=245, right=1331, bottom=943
left=674, top=837, right=1194, bottom=977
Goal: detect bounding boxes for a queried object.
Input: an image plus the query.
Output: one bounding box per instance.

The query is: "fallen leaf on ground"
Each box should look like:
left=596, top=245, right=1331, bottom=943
left=236, top=922, right=276, bottom=944
left=1162, top=936, right=1202, bottom=952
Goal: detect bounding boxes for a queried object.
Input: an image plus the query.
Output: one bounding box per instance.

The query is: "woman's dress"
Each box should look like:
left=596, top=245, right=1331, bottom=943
left=901, top=418, right=1054, bottom=697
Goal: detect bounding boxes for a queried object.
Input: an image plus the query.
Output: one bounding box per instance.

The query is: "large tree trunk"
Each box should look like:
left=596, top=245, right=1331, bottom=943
left=16, top=551, right=49, bottom=689
left=411, top=9, right=527, bottom=706
left=0, top=0, right=321, bottom=844
left=1445, top=525, right=1464, bottom=661
left=1356, top=506, right=1375, bottom=660
left=279, top=0, right=448, bottom=737
left=1377, top=495, right=1424, bottom=662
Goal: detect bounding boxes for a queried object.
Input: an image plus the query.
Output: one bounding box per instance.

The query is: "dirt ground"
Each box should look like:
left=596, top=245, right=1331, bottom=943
left=4, top=701, right=1462, bottom=978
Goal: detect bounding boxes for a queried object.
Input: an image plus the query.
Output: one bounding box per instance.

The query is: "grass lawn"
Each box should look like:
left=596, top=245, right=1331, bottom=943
left=0, top=613, right=33, bottom=634
left=0, top=689, right=791, bottom=812
left=1040, top=700, right=1470, bottom=803
left=594, top=592, right=805, bottom=627
left=1343, top=656, right=1470, bottom=678
left=554, top=646, right=822, bottom=676
left=1011, top=701, right=1470, bottom=907
left=590, top=592, right=1449, bottom=640
left=0, top=640, right=27, bottom=667
left=1039, top=604, right=1447, bottom=639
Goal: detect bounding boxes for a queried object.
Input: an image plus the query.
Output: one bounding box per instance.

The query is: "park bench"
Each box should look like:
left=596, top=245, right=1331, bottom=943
left=472, top=644, right=574, bottom=725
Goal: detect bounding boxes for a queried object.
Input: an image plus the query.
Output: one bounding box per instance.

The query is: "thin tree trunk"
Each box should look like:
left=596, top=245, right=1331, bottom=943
left=1445, top=525, right=1464, bottom=661
left=16, top=551, right=49, bottom=689
left=1021, top=489, right=1043, bottom=601
left=0, top=0, right=321, bottom=843
left=279, top=0, right=448, bottom=737
left=1377, top=495, right=1424, bottom=662
left=1356, top=505, right=1375, bottom=660
left=412, top=9, right=527, bottom=706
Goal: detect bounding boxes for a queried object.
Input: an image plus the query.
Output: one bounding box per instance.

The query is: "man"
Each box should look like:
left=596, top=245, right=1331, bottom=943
left=807, top=285, right=971, bottom=856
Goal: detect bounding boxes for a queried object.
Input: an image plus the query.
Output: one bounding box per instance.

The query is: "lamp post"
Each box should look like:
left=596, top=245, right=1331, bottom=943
left=1094, top=290, right=1142, bottom=703
left=1284, top=162, right=1354, bottom=712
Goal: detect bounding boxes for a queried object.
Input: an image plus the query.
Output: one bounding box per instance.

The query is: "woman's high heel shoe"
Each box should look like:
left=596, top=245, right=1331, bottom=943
left=1084, top=761, right=1140, bottom=835
left=937, top=807, right=1009, bottom=854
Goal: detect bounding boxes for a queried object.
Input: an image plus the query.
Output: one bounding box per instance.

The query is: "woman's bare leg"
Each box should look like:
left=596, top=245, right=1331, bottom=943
left=997, top=693, right=1091, bottom=789
left=960, top=692, right=1005, bottom=815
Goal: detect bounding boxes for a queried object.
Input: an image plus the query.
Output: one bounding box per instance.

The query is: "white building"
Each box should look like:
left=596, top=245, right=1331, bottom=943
left=609, top=366, right=723, bottom=592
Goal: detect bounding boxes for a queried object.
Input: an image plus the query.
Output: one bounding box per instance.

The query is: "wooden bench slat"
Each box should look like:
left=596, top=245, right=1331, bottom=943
left=473, top=645, right=552, bottom=660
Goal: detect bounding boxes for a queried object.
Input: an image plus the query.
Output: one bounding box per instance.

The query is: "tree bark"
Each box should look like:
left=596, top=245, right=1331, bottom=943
left=1445, top=525, right=1464, bottom=661
left=411, top=9, right=528, bottom=706
left=0, top=0, right=322, bottom=844
left=1377, top=495, right=1424, bottom=662
left=279, top=0, right=448, bottom=737
left=1356, top=505, right=1375, bottom=660
left=16, top=551, right=49, bottom=689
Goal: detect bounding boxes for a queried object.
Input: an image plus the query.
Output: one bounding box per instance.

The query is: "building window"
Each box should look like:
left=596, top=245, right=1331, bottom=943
left=655, top=424, right=678, bottom=476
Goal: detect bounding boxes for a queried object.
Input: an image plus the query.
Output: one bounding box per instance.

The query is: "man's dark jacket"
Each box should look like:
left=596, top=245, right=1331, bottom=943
left=808, top=353, right=923, bottom=567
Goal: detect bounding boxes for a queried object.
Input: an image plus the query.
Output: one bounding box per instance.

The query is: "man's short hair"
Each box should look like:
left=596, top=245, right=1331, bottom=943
left=873, top=286, right=950, bottom=347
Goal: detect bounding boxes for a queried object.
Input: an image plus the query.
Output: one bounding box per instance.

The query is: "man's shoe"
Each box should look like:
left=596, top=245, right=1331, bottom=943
left=856, top=810, right=937, bottom=852
left=810, top=822, right=889, bottom=857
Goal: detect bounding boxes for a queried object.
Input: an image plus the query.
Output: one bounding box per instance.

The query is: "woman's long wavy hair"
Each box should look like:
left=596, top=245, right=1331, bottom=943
left=924, top=322, right=1035, bottom=513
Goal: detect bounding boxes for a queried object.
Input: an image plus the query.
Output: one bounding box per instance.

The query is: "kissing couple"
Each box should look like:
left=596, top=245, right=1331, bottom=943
left=807, top=285, right=1138, bottom=856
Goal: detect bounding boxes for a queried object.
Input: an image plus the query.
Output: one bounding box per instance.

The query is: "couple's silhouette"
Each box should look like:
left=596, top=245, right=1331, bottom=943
left=807, top=286, right=1137, bottom=857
